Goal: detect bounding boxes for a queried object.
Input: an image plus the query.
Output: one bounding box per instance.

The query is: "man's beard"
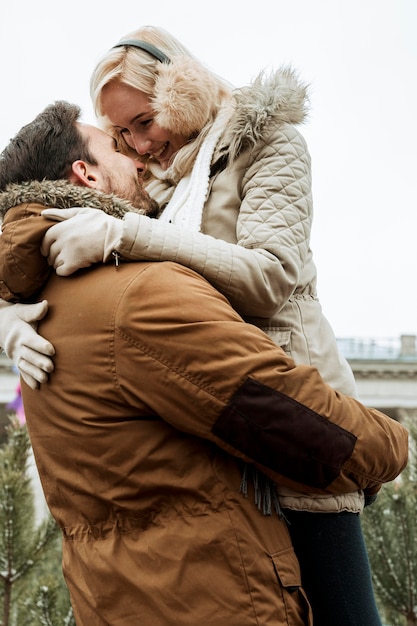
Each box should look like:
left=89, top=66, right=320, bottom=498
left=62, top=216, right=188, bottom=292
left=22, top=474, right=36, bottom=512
left=110, top=177, right=159, bottom=217
left=129, top=181, right=160, bottom=217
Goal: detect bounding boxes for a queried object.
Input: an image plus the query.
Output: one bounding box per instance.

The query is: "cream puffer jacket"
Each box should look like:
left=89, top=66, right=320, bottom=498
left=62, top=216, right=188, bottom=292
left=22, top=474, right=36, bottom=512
left=113, top=69, right=362, bottom=512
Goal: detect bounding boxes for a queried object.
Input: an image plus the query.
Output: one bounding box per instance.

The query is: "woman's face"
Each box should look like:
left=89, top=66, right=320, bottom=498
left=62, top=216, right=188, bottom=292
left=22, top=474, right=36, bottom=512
left=101, top=82, right=189, bottom=170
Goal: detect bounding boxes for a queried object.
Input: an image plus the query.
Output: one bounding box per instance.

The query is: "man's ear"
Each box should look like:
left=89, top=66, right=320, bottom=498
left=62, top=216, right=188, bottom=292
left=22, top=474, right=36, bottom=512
left=68, top=161, right=98, bottom=188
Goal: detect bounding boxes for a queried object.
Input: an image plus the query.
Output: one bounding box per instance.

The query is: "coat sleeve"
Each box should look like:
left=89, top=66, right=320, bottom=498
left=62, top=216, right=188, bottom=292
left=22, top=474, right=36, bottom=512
left=116, top=125, right=313, bottom=318
left=0, top=204, right=52, bottom=301
left=114, top=262, right=408, bottom=497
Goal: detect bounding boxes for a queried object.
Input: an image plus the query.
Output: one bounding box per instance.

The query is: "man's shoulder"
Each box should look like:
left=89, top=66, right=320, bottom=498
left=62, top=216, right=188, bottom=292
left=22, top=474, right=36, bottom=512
left=115, top=260, right=226, bottom=320
left=121, top=260, right=206, bottom=287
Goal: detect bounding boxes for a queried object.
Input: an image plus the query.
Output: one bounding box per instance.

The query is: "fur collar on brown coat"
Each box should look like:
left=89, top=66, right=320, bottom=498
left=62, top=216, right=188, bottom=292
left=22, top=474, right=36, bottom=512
left=0, top=179, right=150, bottom=303
left=0, top=179, right=153, bottom=221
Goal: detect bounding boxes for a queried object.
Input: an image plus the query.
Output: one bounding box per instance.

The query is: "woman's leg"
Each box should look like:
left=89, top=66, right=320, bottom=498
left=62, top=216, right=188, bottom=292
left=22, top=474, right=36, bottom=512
left=283, top=510, right=382, bottom=626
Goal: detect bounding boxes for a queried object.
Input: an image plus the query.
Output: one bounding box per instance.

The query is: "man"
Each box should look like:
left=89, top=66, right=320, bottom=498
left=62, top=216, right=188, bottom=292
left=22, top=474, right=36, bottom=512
left=0, top=101, right=158, bottom=389
left=0, top=102, right=408, bottom=626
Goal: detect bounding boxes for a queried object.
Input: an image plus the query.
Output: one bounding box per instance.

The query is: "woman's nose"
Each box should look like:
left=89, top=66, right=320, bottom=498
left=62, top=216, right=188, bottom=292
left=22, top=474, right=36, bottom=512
left=132, top=134, right=152, bottom=156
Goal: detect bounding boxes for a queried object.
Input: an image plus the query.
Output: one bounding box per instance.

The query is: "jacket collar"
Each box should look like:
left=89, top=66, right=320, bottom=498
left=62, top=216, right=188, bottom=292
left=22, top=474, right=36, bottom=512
left=0, top=180, right=146, bottom=302
left=217, top=67, right=309, bottom=164
left=0, top=179, right=147, bottom=222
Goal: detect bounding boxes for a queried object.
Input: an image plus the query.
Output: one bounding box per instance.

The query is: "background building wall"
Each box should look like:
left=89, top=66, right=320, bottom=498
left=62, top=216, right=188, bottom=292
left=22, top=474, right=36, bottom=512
left=337, top=334, right=417, bottom=420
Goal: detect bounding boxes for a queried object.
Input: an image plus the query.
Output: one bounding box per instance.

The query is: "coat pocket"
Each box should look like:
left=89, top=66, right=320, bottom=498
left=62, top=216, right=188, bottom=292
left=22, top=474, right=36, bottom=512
left=270, top=547, right=313, bottom=625
left=262, top=327, right=292, bottom=354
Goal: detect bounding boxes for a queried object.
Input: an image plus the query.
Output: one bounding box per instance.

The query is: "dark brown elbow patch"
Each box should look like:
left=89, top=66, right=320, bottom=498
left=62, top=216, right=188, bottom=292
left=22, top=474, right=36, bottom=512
left=212, top=378, right=357, bottom=488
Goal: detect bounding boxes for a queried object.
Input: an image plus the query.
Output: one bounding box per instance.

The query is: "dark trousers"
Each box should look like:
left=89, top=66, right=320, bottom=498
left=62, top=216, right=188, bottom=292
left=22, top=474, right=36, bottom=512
left=283, top=510, right=382, bottom=626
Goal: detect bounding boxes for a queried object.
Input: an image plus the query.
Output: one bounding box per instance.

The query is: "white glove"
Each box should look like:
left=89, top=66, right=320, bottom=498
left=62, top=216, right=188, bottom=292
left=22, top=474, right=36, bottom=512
left=41, top=207, right=124, bottom=276
left=0, top=299, right=55, bottom=390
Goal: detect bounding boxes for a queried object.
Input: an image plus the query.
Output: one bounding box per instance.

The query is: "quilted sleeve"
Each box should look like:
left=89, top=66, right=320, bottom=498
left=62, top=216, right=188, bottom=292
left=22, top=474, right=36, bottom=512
left=116, top=124, right=313, bottom=318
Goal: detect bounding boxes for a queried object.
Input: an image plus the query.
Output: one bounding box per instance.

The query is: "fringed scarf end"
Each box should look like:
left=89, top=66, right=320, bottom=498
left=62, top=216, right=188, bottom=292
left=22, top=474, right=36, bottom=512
left=239, top=464, right=286, bottom=520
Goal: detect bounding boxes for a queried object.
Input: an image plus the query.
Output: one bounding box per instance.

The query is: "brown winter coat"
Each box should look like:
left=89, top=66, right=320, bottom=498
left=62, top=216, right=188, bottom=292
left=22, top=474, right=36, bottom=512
left=116, top=70, right=363, bottom=512
left=0, top=185, right=408, bottom=626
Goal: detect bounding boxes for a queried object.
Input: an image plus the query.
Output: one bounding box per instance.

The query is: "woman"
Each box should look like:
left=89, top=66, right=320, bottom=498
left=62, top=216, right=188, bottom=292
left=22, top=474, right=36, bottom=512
left=0, top=26, right=382, bottom=625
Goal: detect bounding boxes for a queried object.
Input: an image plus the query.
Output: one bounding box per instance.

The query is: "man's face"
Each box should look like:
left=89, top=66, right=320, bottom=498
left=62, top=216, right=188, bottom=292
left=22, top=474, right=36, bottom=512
left=78, top=123, right=157, bottom=214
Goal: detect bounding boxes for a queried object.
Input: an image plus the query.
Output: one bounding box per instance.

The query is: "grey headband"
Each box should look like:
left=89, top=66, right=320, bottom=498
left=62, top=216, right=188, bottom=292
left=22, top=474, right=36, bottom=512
left=112, top=39, right=170, bottom=64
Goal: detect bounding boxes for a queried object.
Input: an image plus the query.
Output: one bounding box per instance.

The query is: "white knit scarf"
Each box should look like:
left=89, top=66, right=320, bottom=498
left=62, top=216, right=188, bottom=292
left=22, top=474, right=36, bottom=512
left=158, top=107, right=231, bottom=231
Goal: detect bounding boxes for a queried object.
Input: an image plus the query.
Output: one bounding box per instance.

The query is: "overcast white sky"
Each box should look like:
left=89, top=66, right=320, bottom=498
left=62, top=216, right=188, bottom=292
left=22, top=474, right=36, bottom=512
left=1, top=0, right=416, bottom=339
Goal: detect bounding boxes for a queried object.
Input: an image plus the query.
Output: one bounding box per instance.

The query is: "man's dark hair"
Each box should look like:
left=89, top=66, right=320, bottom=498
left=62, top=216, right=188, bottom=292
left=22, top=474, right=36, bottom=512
left=0, top=101, right=98, bottom=190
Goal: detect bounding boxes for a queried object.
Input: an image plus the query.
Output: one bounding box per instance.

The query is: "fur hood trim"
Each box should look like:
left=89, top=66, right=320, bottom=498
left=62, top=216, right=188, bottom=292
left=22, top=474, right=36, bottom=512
left=0, top=179, right=147, bottom=221
left=218, top=66, right=309, bottom=164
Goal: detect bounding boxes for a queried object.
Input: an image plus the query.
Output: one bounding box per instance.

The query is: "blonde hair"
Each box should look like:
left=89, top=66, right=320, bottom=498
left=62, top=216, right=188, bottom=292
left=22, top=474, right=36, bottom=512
left=90, top=25, right=233, bottom=181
